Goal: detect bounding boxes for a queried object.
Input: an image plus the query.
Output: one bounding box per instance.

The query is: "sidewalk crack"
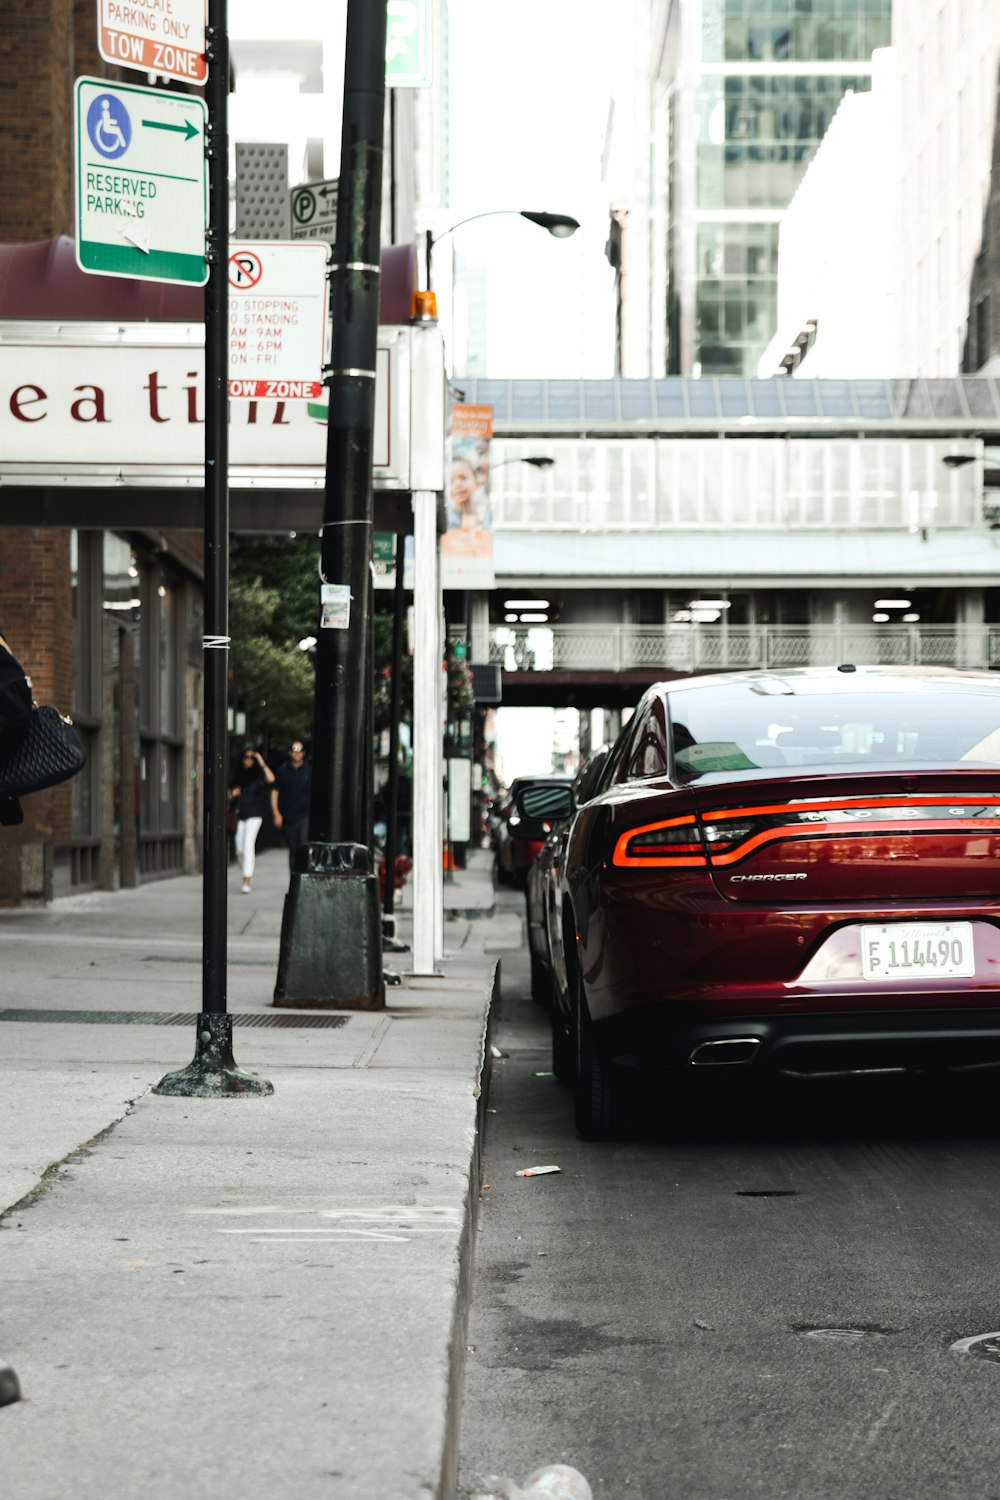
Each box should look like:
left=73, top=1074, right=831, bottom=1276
left=352, top=1013, right=393, bottom=1068
left=0, top=1086, right=150, bottom=1224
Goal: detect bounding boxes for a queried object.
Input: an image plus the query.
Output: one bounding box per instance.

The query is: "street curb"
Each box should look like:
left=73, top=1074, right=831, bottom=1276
left=438, top=956, right=499, bottom=1499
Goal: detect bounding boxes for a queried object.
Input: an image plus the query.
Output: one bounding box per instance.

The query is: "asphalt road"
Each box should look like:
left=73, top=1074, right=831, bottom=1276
left=458, top=884, right=1000, bottom=1500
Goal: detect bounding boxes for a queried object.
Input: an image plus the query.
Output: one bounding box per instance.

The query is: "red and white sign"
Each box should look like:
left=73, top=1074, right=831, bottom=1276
left=228, top=250, right=263, bottom=290
left=227, top=241, right=329, bottom=401
left=98, top=0, right=208, bottom=85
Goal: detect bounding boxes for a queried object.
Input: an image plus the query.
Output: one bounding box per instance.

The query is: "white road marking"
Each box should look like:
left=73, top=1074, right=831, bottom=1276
left=191, top=1202, right=464, bottom=1246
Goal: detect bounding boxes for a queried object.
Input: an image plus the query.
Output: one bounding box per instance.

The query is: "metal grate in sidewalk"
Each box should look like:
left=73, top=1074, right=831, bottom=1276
left=0, top=1010, right=350, bottom=1028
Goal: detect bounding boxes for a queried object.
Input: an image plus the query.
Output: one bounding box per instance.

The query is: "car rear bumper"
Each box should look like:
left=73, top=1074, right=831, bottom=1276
left=600, top=1006, right=1000, bottom=1075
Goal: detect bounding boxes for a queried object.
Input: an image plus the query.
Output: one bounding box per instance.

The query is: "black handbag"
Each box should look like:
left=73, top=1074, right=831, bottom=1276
left=0, top=704, right=85, bottom=797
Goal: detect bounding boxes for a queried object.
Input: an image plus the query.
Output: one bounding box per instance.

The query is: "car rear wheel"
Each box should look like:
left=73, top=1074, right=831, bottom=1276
left=574, top=977, right=625, bottom=1140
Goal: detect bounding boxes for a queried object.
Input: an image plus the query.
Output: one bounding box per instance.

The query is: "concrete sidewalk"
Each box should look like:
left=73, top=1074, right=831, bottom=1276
left=0, top=845, right=516, bottom=1499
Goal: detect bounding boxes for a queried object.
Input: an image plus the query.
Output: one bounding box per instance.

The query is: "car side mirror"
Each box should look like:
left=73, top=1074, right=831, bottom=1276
left=515, top=782, right=575, bottom=823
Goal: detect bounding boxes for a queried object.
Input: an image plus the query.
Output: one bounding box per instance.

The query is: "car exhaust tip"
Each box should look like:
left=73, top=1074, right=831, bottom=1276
left=689, top=1037, right=761, bottom=1066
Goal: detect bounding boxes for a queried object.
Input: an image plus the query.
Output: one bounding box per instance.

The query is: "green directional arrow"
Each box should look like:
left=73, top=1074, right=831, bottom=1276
left=142, top=117, right=199, bottom=141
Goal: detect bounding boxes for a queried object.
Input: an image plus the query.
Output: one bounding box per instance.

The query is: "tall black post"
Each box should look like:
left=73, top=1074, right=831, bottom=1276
left=156, top=0, right=272, bottom=1094
left=273, top=0, right=387, bottom=1010
left=201, top=0, right=229, bottom=1024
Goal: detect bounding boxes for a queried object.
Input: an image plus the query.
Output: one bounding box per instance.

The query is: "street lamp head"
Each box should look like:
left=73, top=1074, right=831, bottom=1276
left=942, top=454, right=976, bottom=468
left=522, top=456, right=555, bottom=469
left=520, top=211, right=580, bottom=239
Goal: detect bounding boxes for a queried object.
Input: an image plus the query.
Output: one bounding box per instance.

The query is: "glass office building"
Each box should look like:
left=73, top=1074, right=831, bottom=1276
left=663, top=0, right=891, bottom=376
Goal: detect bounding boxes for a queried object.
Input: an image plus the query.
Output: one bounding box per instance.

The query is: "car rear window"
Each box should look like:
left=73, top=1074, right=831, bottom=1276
left=668, top=678, right=1000, bottom=779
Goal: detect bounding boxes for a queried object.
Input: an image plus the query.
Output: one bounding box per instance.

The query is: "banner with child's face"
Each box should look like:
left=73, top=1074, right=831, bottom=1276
left=443, top=403, right=495, bottom=588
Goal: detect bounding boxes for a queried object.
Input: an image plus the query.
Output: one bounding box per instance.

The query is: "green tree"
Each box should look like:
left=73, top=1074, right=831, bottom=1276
left=229, top=535, right=319, bottom=750
left=229, top=534, right=415, bottom=755
left=229, top=574, right=315, bottom=750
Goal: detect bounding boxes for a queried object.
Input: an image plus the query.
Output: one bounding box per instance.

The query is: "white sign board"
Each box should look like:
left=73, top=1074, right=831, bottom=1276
left=0, top=326, right=431, bottom=486
left=227, top=242, right=329, bottom=400
left=290, top=180, right=339, bottom=243
left=74, top=76, right=208, bottom=285
left=98, top=0, right=208, bottom=84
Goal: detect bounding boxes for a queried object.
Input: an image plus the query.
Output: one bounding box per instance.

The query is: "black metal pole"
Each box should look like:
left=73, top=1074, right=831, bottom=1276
left=155, top=0, right=272, bottom=1093
left=272, top=0, right=387, bottom=1010
left=310, top=0, right=386, bottom=847
left=202, top=0, right=229, bottom=1020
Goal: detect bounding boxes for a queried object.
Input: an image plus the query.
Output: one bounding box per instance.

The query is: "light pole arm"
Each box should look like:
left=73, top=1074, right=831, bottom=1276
left=423, top=210, right=579, bottom=290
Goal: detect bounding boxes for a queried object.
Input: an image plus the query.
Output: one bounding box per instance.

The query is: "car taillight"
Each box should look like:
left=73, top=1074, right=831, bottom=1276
left=701, top=818, right=756, bottom=852
left=702, top=795, right=1000, bottom=866
left=613, top=816, right=705, bottom=867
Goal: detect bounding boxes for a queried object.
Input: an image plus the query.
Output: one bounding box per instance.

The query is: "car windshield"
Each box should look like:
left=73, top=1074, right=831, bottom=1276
left=669, top=677, right=1000, bottom=780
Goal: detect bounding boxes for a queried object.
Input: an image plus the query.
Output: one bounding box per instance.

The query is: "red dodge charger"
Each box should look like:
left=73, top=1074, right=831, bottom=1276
left=515, top=666, right=1000, bottom=1138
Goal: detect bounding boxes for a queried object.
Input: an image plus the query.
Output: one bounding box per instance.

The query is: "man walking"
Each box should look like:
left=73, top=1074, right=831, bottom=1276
left=271, top=738, right=311, bottom=869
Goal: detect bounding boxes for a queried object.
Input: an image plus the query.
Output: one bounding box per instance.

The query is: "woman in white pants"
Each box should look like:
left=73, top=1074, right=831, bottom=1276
left=229, top=746, right=275, bottom=892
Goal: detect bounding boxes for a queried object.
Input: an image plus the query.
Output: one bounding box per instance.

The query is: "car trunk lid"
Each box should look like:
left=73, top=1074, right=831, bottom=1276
left=692, top=769, right=1000, bottom=903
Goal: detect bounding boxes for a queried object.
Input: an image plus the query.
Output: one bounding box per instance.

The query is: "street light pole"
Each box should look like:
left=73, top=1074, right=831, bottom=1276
left=274, top=0, right=388, bottom=1010
left=425, top=210, right=580, bottom=289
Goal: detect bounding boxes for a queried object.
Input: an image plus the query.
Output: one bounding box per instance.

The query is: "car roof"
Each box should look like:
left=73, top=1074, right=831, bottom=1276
left=658, top=665, right=1000, bottom=698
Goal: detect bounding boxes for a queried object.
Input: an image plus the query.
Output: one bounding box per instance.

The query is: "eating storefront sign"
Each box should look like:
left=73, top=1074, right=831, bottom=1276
left=0, top=327, right=407, bottom=482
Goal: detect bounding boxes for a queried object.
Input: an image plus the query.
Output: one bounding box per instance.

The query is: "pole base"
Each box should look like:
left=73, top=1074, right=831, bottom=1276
left=152, top=1014, right=274, bottom=1098
left=273, top=843, right=385, bottom=1010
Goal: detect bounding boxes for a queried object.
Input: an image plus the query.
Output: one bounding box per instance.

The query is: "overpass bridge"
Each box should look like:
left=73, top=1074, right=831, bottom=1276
left=451, top=375, right=1000, bottom=709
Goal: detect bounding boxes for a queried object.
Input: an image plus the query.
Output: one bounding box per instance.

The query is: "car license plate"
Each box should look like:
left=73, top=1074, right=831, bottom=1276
left=861, top=922, right=975, bottom=980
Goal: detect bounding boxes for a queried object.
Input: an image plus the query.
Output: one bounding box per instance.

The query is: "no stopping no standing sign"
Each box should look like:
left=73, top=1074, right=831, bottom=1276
left=227, top=242, right=329, bottom=399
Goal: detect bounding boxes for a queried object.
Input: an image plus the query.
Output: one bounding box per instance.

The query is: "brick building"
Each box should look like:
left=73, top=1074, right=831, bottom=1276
left=0, top=3, right=205, bottom=902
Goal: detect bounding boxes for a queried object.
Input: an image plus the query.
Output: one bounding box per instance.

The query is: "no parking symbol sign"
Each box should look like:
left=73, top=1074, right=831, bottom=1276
left=227, top=242, right=329, bottom=399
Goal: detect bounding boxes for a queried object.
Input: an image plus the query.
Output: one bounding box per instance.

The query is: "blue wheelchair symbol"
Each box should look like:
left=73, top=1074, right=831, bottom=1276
left=87, top=94, right=132, bottom=160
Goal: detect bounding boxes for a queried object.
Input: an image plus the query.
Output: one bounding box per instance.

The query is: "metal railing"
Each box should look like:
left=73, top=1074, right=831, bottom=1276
left=481, top=623, right=1000, bottom=674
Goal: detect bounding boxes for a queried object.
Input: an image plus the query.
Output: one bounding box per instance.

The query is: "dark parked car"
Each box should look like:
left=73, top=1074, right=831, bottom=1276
left=525, top=747, right=610, bottom=1006
left=494, top=773, right=573, bottom=889
left=515, top=666, right=1000, bottom=1139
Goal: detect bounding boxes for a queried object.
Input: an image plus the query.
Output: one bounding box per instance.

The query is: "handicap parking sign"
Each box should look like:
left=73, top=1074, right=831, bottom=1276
left=75, top=75, right=208, bottom=285
left=86, top=92, right=132, bottom=160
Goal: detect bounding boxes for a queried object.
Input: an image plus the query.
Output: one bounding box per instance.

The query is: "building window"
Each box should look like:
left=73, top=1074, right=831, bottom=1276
left=137, top=561, right=186, bottom=847
left=705, top=2, right=890, bottom=64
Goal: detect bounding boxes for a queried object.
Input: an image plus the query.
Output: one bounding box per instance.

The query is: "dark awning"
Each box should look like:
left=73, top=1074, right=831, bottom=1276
left=0, top=237, right=417, bottom=324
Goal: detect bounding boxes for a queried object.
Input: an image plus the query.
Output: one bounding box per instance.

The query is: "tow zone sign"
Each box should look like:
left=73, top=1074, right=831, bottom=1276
left=228, top=242, right=329, bottom=400
left=98, top=0, right=208, bottom=85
